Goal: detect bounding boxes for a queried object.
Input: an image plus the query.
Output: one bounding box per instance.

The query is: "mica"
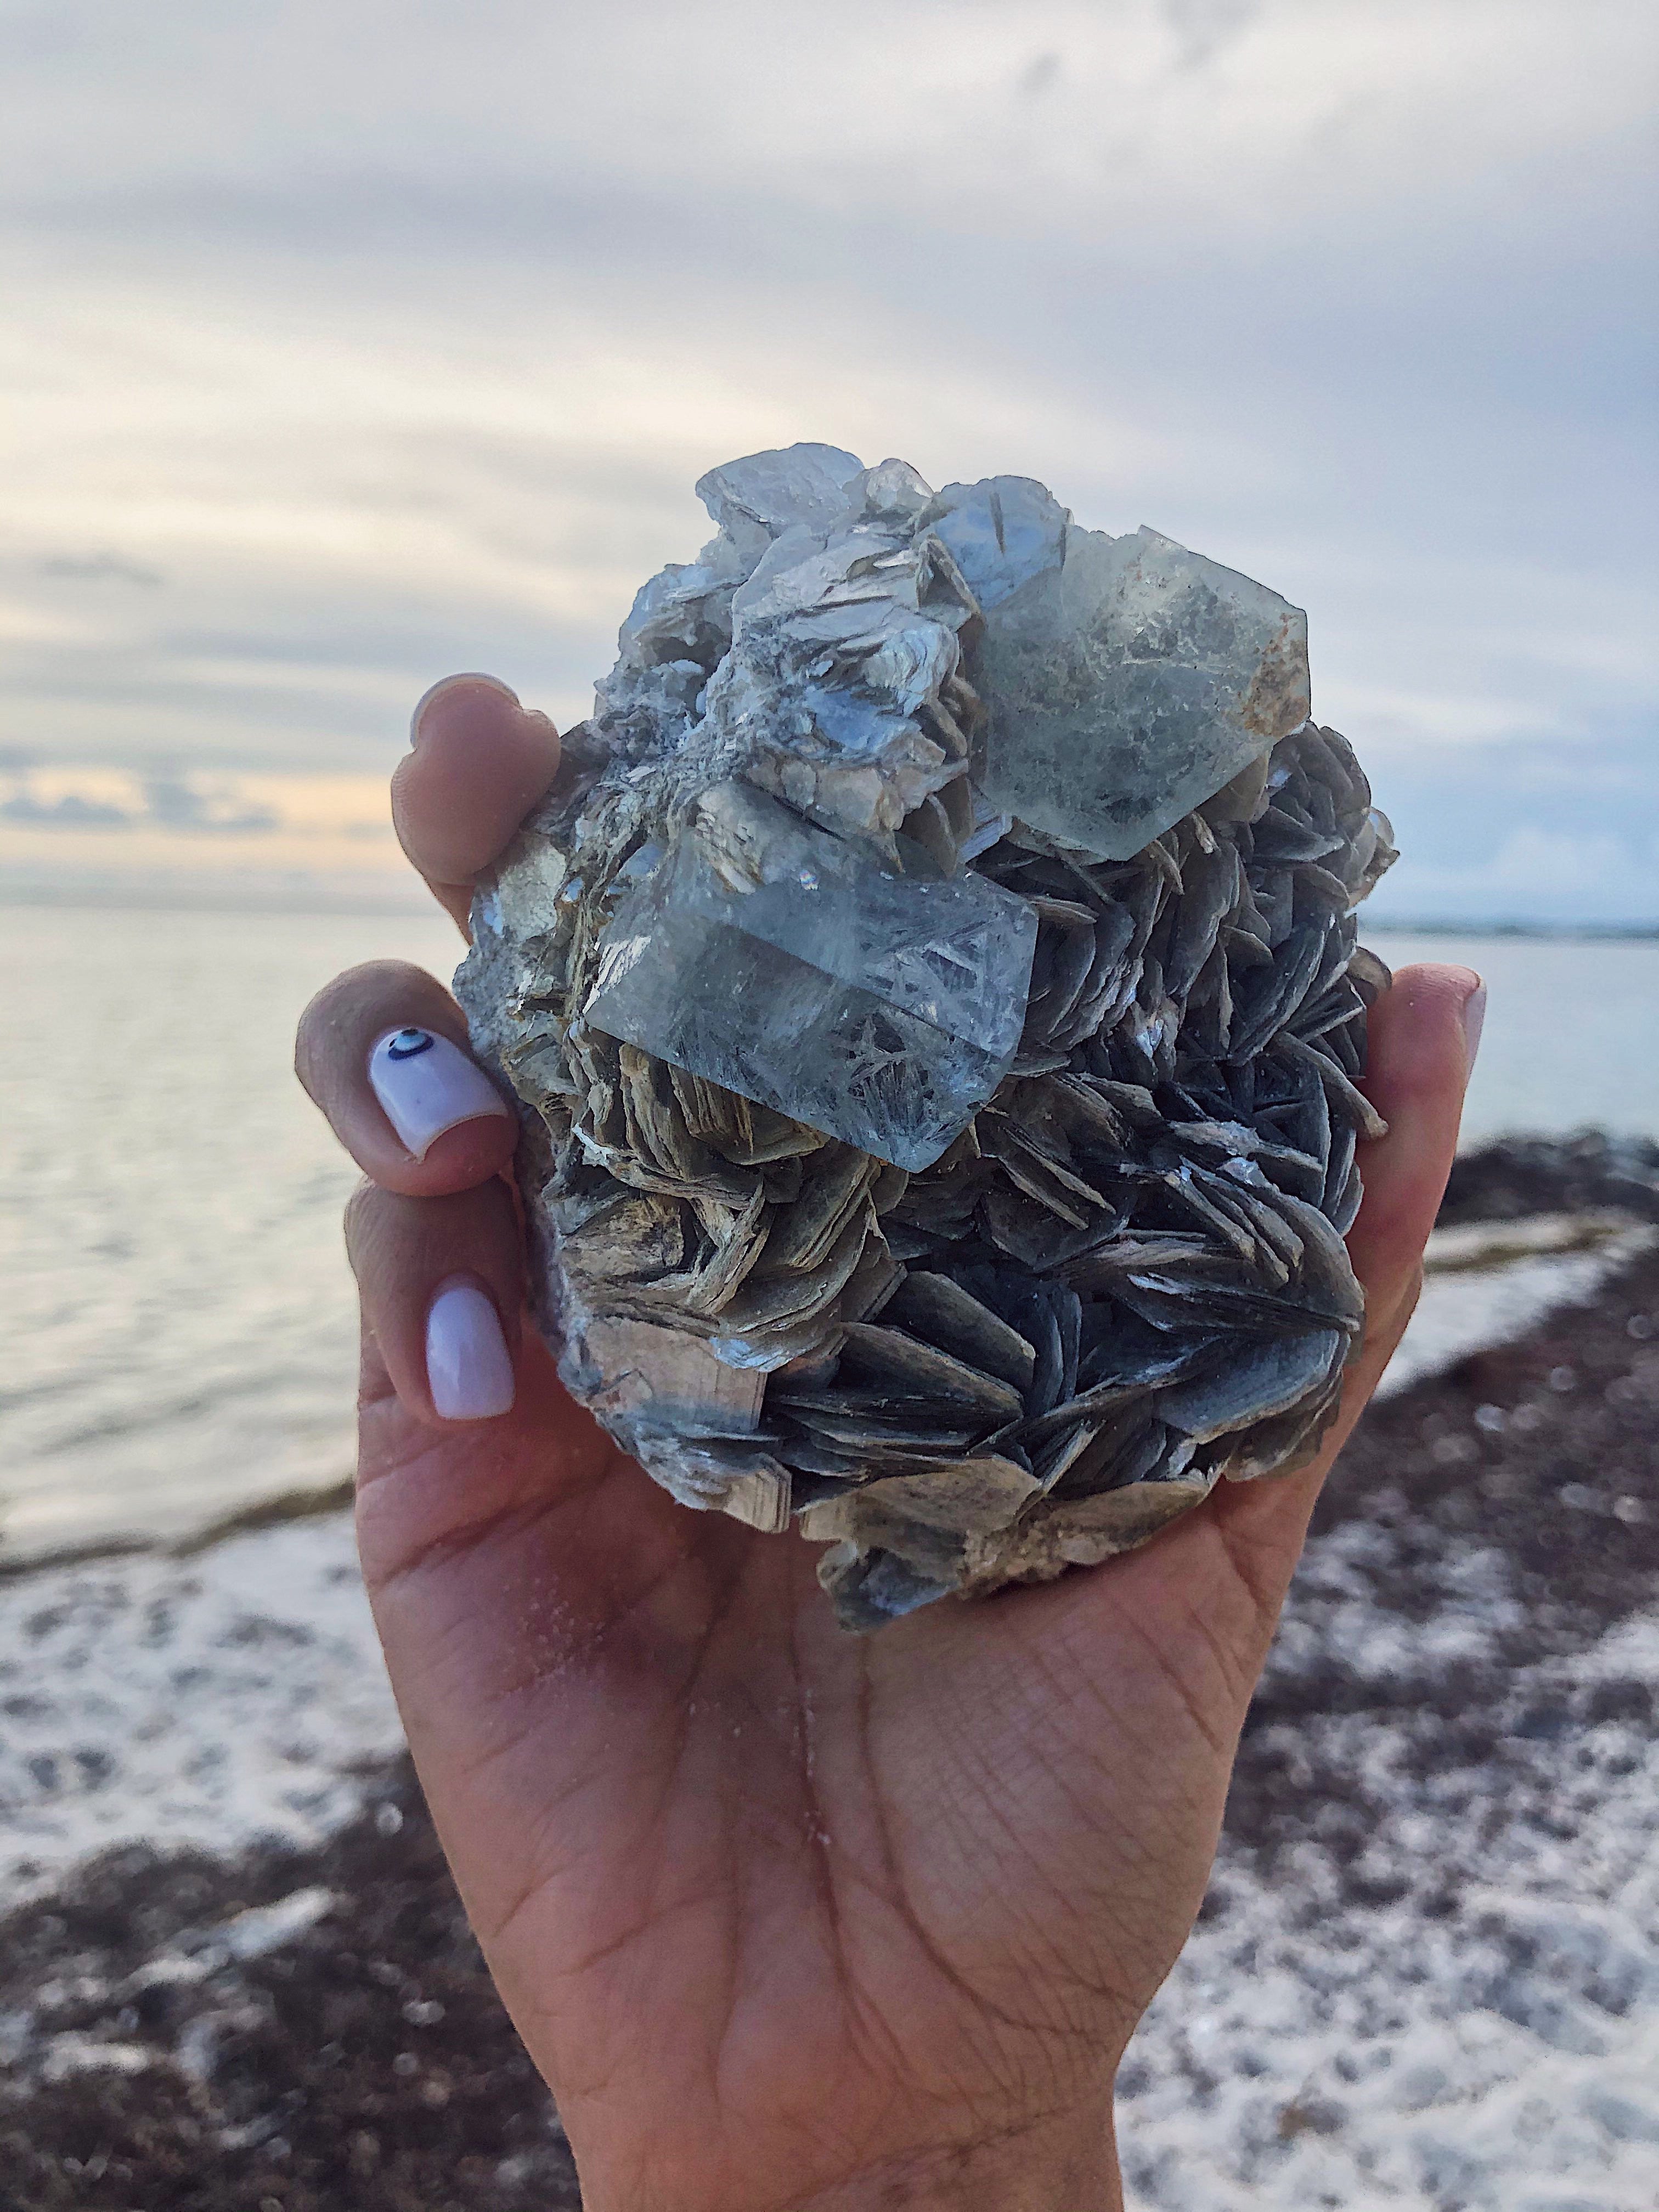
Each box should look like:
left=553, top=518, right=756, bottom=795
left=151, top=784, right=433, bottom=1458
left=454, top=442, right=1396, bottom=1631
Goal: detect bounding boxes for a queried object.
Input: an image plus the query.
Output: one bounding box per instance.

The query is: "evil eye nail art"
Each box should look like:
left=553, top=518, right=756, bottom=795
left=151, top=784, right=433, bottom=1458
left=368, top=1024, right=513, bottom=1159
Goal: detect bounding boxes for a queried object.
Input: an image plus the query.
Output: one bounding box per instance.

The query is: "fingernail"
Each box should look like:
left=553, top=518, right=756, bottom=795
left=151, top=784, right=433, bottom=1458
left=1461, top=978, right=1487, bottom=1076
left=425, top=1280, right=516, bottom=1420
left=409, top=673, right=520, bottom=749
left=369, top=1026, right=513, bottom=1158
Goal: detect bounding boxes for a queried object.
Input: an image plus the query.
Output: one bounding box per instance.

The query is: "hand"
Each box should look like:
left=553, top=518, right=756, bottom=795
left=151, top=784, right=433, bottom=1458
left=297, top=676, right=1482, bottom=2212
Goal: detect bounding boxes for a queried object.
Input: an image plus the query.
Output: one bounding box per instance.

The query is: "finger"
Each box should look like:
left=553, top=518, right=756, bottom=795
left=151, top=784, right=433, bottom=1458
left=346, top=1179, right=524, bottom=1426
left=391, top=674, right=562, bottom=932
left=346, top=1173, right=727, bottom=1652
left=296, top=960, right=516, bottom=1196
left=1346, top=961, right=1485, bottom=1311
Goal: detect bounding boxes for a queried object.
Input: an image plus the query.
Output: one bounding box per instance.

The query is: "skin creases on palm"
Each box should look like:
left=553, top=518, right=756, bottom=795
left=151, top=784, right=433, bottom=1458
left=302, top=684, right=1475, bottom=2209
left=350, top=996, right=1451, bottom=2210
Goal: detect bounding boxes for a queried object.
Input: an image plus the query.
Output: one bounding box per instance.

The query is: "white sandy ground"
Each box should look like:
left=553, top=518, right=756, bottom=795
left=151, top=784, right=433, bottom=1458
left=2, top=1215, right=1644, bottom=1908
left=1, top=1217, right=1655, bottom=2204
left=1118, top=1549, right=1659, bottom=2210
left=0, top=1519, right=399, bottom=1905
left=1380, top=1215, right=1658, bottom=1401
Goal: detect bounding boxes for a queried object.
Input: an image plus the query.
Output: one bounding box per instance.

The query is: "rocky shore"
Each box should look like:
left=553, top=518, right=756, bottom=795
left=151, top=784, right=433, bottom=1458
left=2, top=1138, right=1656, bottom=2210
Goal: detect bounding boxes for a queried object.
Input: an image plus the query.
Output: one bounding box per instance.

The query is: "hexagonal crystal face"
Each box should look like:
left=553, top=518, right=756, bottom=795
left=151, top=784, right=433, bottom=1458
left=974, top=524, right=1311, bottom=860
left=582, top=783, right=1038, bottom=1171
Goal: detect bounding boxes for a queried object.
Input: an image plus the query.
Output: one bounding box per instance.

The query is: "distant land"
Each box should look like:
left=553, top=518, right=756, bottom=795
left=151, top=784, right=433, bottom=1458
left=1367, top=919, right=1659, bottom=941
left=2, top=867, right=1658, bottom=940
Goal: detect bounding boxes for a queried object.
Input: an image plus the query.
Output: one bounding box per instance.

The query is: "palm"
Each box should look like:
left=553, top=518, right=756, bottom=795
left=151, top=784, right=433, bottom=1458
left=298, top=682, right=1476, bottom=2209
left=357, top=1330, right=1299, bottom=2211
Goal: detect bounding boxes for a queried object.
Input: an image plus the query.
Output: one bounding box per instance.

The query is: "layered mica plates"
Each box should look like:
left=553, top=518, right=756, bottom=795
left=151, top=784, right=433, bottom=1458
left=457, top=445, right=1396, bottom=1629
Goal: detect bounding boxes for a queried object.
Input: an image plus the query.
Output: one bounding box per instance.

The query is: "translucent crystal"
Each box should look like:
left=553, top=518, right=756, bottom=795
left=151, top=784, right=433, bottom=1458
left=974, top=524, right=1311, bottom=860
left=917, top=475, right=1069, bottom=609
left=581, top=781, right=1037, bottom=1172
left=596, top=444, right=866, bottom=751
left=693, top=443, right=865, bottom=552
left=453, top=444, right=1390, bottom=1629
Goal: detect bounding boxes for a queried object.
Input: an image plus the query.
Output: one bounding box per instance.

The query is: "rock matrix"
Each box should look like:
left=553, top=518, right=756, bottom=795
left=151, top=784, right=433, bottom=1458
left=456, top=445, right=1396, bottom=1628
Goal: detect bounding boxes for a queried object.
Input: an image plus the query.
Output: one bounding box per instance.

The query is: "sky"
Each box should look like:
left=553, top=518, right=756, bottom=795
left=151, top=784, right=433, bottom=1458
left=1, top=0, right=1654, bottom=921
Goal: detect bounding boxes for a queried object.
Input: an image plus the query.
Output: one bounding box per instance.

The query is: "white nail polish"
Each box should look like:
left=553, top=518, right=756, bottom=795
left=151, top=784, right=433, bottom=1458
left=425, top=1282, right=516, bottom=1420
left=369, top=1027, right=513, bottom=1159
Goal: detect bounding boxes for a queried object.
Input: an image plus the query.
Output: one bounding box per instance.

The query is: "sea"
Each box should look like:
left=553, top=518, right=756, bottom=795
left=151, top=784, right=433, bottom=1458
left=5, top=905, right=1658, bottom=1564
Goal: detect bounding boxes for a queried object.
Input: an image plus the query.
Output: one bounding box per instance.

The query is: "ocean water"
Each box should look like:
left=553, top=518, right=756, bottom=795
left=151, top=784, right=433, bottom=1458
left=4, top=902, right=458, bottom=1561
left=1372, top=931, right=1659, bottom=1148
left=4, top=907, right=1657, bottom=1562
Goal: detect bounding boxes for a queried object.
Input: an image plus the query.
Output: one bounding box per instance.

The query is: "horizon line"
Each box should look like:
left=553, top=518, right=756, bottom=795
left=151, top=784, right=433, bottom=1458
left=3, top=877, right=1657, bottom=939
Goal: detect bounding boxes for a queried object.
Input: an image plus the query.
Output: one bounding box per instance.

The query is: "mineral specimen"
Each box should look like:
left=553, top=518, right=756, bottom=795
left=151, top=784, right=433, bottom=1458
left=974, top=523, right=1311, bottom=859
left=455, top=444, right=1398, bottom=1630
left=582, top=781, right=1037, bottom=1173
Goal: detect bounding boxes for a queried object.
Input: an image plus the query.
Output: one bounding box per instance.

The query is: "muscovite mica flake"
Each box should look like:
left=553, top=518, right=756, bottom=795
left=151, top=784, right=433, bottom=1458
left=455, top=444, right=1397, bottom=1630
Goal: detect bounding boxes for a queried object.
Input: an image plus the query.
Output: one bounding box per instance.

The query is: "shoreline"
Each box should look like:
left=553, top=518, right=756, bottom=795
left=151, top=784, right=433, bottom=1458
left=3, top=1143, right=1657, bottom=2207
left=3, top=1238, right=1654, bottom=2208
left=5, top=874, right=1658, bottom=940
left=0, top=1481, right=357, bottom=1588
left=7, top=1128, right=1656, bottom=1580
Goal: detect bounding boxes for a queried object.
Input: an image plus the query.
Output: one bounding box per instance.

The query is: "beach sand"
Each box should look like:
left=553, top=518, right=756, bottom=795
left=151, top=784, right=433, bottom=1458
left=2, top=1142, right=1656, bottom=2208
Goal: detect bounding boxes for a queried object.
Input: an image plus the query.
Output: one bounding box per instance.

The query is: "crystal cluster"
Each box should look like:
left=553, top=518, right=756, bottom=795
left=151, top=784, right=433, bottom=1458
left=455, top=445, right=1397, bottom=1630
left=583, top=780, right=1036, bottom=1173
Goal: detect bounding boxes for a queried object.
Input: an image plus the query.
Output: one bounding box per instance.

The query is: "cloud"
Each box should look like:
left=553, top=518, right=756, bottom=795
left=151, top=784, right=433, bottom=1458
left=1016, top=50, right=1064, bottom=96
left=142, top=775, right=277, bottom=833
left=1, top=788, right=133, bottom=828
left=5, top=3, right=1645, bottom=242
left=37, top=551, right=165, bottom=587
left=0, top=0, right=1650, bottom=916
left=1370, top=827, right=1659, bottom=929
left=2, top=767, right=278, bottom=837
left=1162, top=0, right=1260, bottom=72
left=0, top=761, right=411, bottom=910
left=1365, top=732, right=1659, bottom=927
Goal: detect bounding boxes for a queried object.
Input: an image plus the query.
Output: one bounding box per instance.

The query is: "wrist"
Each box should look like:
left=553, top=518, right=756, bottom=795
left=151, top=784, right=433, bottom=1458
left=794, top=2102, right=1122, bottom=2212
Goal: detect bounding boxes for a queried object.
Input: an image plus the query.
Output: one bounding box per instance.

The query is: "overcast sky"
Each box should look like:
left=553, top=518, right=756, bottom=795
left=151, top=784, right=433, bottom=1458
left=1, top=0, right=1654, bottom=918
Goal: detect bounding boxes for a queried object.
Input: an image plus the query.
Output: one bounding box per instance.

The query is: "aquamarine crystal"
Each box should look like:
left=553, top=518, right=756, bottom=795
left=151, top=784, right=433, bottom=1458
left=695, top=442, right=865, bottom=546
left=918, top=475, right=1069, bottom=608
left=973, top=523, right=1311, bottom=859
left=582, top=781, right=1037, bottom=1172
left=544, top=452, right=1310, bottom=1169
left=454, top=443, right=1391, bottom=1630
